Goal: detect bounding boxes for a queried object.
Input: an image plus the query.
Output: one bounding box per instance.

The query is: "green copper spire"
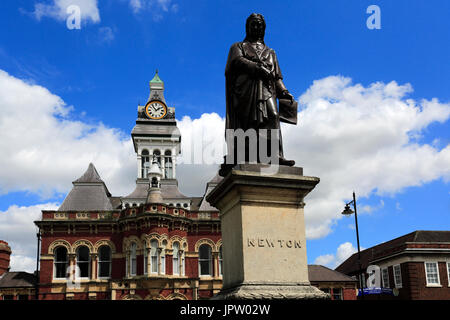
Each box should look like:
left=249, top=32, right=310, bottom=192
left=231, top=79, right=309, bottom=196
left=150, top=69, right=163, bottom=84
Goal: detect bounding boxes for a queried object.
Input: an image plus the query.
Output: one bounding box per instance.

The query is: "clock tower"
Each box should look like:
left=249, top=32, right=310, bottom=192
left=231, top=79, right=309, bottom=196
left=123, top=71, right=189, bottom=208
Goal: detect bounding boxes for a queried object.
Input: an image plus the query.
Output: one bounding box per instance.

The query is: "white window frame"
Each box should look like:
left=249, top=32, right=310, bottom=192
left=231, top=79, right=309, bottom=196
left=198, top=244, right=213, bottom=277
left=129, top=242, right=137, bottom=276
left=424, top=261, right=441, bottom=287
left=173, top=242, right=180, bottom=276
left=181, top=251, right=185, bottom=276
left=76, top=246, right=91, bottom=280
left=218, top=246, right=223, bottom=276
left=143, top=243, right=148, bottom=276
left=160, top=241, right=166, bottom=275
left=381, top=267, right=389, bottom=288
left=53, top=246, right=69, bottom=280
left=150, top=240, right=159, bottom=274
left=393, top=264, right=402, bottom=288
left=447, top=262, right=450, bottom=287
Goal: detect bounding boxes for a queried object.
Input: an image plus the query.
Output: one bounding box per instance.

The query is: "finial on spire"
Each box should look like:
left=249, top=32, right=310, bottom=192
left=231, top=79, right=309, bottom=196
left=150, top=69, right=163, bottom=84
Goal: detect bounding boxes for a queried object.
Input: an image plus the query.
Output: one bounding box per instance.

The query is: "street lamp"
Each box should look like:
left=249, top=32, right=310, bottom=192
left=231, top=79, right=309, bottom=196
left=341, top=191, right=364, bottom=299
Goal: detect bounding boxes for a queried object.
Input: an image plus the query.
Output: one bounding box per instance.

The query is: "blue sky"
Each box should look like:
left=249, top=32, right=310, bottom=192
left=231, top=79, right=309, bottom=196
left=0, top=0, right=449, bottom=271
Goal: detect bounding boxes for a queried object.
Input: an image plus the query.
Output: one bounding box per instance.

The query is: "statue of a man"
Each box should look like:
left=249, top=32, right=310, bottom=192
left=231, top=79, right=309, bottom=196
left=222, top=13, right=297, bottom=173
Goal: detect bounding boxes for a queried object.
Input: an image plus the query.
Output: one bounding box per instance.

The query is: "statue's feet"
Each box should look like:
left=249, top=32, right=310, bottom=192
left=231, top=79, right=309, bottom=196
left=278, top=157, right=295, bottom=166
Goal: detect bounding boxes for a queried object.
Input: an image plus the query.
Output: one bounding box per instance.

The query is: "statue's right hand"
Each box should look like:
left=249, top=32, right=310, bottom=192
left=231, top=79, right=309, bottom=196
left=256, top=65, right=272, bottom=80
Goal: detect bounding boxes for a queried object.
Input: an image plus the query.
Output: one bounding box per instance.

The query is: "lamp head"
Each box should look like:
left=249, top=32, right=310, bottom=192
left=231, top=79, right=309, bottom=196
left=341, top=204, right=354, bottom=216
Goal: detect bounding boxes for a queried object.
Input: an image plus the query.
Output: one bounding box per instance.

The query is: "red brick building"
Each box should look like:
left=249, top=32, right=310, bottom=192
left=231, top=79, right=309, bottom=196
left=0, top=241, right=11, bottom=277
left=336, top=230, right=450, bottom=300
left=33, top=72, right=224, bottom=300
left=308, top=265, right=357, bottom=300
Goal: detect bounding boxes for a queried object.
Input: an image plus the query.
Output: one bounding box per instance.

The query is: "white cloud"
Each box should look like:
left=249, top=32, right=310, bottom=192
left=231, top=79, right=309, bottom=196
left=0, top=203, right=59, bottom=272
left=129, top=0, right=178, bottom=19
left=314, top=242, right=359, bottom=268
left=283, top=76, right=450, bottom=238
left=359, top=199, right=384, bottom=215
left=33, top=0, right=100, bottom=24
left=1, top=72, right=450, bottom=271
left=98, top=26, right=115, bottom=43
left=0, top=70, right=135, bottom=198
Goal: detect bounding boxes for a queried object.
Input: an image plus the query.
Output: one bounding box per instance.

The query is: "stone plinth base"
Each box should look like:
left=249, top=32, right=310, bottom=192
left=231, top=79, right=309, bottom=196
left=212, top=282, right=328, bottom=300
left=207, top=164, right=329, bottom=300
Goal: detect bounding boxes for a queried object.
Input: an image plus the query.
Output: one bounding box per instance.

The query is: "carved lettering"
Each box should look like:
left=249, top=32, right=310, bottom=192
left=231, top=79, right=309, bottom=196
left=247, top=237, right=302, bottom=249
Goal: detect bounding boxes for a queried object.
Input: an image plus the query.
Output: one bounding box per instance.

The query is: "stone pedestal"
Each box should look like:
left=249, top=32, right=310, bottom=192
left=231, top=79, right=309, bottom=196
left=206, top=164, right=329, bottom=300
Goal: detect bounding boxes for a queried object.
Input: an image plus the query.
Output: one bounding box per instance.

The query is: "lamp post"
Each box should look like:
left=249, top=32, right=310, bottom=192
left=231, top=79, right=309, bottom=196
left=341, top=191, right=364, bottom=299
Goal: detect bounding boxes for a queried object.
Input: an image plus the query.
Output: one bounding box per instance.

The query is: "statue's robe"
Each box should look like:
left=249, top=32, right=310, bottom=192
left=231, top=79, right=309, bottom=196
left=225, top=41, right=284, bottom=131
left=225, top=40, right=296, bottom=161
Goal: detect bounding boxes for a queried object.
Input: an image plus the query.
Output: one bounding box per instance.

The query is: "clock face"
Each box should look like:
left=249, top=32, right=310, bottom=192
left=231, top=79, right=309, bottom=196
left=145, top=100, right=167, bottom=119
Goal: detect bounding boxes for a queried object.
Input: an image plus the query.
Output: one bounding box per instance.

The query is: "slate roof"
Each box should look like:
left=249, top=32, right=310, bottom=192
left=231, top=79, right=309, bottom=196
left=123, top=179, right=189, bottom=201
left=0, top=272, right=36, bottom=288
left=335, top=231, right=450, bottom=275
left=131, top=123, right=180, bottom=137
left=308, top=265, right=356, bottom=283
left=198, top=173, right=222, bottom=211
left=58, top=163, right=114, bottom=211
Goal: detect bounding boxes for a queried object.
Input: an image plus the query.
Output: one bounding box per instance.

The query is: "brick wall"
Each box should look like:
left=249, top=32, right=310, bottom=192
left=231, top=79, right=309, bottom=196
left=0, top=240, right=11, bottom=276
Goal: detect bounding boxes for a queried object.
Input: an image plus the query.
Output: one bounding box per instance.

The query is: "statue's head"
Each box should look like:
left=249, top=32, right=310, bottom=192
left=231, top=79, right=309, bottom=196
left=245, top=13, right=266, bottom=42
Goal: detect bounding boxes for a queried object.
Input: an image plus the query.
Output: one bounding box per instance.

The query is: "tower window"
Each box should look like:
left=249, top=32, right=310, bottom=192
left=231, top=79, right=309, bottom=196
left=164, top=150, right=173, bottom=178
left=153, top=150, right=161, bottom=166
left=141, top=149, right=150, bottom=178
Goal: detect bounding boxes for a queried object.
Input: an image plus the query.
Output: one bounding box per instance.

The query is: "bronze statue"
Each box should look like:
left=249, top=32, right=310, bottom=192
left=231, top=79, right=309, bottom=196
left=220, top=13, right=298, bottom=176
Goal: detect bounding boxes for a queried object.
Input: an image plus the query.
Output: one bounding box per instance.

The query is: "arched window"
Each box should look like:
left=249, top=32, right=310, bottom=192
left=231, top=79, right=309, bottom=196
left=219, top=246, right=223, bottom=276
left=160, top=240, right=167, bottom=275
left=164, top=150, right=173, bottom=178
left=173, top=242, right=180, bottom=275
left=143, top=243, right=148, bottom=275
left=150, top=240, right=159, bottom=274
left=54, top=246, right=68, bottom=279
left=98, top=246, right=111, bottom=278
left=198, top=244, right=212, bottom=276
left=76, top=246, right=90, bottom=279
left=153, top=150, right=161, bottom=166
left=151, top=177, right=159, bottom=188
left=130, top=242, right=137, bottom=276
left=141, top=149, right=150, bottom=178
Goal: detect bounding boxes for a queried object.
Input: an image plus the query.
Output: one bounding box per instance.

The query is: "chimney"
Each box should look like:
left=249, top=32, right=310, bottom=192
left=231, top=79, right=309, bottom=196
left=0, top=240, right=11, bottom=276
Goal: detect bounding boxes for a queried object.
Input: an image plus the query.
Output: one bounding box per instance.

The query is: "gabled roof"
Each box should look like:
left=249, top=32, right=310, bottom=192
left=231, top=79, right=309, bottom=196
left=198, top=173, right=222, bottom=211
left=58, top=163, right=114, bottom=211
left=308, top=265, right=356, bottom=282
left=0, top=272, right=36, bottom=288
left=335, top=230, right=450, bottom=275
